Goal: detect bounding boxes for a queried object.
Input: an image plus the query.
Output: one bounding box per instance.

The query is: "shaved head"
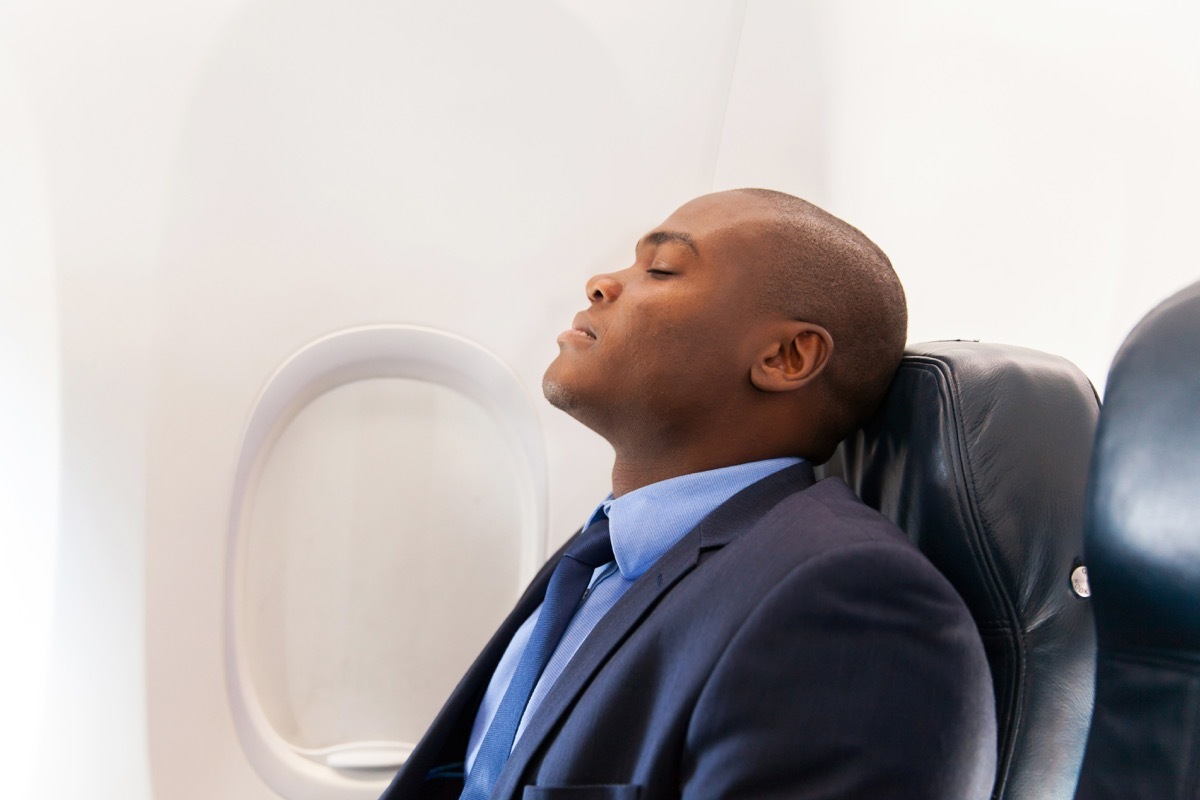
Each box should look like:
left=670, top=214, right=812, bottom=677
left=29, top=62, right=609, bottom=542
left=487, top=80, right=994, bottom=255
left=733, top=188, right=907, bottom=459
left=545, top=187, right=906, bottom=491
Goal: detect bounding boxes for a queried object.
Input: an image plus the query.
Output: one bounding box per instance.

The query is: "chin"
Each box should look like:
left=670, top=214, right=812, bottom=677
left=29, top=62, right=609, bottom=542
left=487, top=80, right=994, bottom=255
left=542, top=373, right=578, bottom=412
left=542, top=354, right=583, bottom=410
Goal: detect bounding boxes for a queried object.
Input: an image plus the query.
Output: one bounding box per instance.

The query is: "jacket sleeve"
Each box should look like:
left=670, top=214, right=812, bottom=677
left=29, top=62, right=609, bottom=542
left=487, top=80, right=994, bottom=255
left=682, top=539, right=997, bottom=800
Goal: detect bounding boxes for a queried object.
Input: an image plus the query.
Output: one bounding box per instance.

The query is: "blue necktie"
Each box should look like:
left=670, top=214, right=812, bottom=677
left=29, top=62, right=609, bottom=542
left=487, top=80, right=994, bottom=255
left=460, top=516, right=614, bottom=800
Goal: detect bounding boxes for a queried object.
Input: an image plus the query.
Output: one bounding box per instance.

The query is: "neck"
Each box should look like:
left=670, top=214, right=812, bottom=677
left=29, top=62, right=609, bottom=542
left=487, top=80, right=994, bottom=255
left=597, top=407, right=808, bottom=497
left=609, top=448, right=780, bottom=498
left=610, top=459, right=689, bottom=499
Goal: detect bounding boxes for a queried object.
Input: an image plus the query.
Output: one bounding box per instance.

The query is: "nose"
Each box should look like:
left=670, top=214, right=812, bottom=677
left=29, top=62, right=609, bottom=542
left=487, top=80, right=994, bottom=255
left=586, top=272, right=622, bottom=303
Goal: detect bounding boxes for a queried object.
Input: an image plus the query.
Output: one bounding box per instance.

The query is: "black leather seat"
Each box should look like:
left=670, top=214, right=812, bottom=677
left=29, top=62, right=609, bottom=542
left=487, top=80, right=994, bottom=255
left=1073, top=280, right=1200, bottom=800
left=822, top=340, right=1099, bottom=800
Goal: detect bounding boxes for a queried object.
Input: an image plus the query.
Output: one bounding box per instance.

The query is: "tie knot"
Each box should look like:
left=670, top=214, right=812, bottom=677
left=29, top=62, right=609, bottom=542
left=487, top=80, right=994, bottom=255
left=565, top=516, right=613, bottom=569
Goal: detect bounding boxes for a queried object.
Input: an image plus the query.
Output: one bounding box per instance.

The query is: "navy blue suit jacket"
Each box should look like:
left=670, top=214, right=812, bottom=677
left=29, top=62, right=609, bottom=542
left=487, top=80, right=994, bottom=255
left=381, top=464, right=997, bottom=799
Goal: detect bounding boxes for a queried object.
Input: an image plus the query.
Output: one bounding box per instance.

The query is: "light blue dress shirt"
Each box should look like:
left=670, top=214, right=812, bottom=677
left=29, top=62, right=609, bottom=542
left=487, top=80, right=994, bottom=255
left=464, top=456, right=803, bottom=774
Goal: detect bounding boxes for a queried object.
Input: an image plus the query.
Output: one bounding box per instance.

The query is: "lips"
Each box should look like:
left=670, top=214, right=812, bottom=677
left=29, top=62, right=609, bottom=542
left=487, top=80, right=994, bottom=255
left=570, top=311, right=597, bottom=340
left=556, top=311, right=597, bottom=347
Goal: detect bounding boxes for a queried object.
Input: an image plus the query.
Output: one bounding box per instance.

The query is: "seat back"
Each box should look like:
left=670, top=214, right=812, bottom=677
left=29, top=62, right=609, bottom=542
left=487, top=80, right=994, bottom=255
left=823, top=341, right=1099, bottom=800
left=1073, top=280, right=1200, bottom=800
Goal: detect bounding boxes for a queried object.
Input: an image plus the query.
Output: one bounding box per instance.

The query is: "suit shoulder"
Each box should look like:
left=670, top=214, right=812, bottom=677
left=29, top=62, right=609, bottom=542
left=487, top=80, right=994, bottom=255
left=760, top=476, right=917, bottom=553
left=710, top=476, right=968, bottom=614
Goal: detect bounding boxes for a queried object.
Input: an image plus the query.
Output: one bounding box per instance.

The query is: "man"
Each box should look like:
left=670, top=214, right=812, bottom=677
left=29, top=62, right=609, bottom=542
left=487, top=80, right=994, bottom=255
left=381, top=189, right=997, bottom=799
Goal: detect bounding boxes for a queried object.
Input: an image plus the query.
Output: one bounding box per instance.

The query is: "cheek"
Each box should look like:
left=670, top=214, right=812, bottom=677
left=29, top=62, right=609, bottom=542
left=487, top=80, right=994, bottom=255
left=610, top=297, right=736, bottom=378
left=631, top=320, right=729, bottom=380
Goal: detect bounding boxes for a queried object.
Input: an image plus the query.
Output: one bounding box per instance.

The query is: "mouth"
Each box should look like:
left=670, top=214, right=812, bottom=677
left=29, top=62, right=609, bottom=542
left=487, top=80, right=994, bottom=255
left=572, top=311, right=596, bottom=338
left=556, top=311, right=597, bottom=345
left=570, top=311, right=597, bottom=339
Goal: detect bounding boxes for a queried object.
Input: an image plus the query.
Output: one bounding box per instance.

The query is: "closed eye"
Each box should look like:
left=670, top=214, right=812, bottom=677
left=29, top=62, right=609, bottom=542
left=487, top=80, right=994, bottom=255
left=647, top=268, right=676, bottom=278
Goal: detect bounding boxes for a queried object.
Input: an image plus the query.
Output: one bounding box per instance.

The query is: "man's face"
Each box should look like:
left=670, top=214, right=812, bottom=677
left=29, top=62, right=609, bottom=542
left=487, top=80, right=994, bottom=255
left=543, top=192, right=781, bottom=441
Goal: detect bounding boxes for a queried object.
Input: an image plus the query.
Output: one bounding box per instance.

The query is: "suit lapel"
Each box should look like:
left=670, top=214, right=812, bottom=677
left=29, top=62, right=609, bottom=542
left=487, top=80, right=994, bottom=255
left=492, top=462, right=816, bottom=798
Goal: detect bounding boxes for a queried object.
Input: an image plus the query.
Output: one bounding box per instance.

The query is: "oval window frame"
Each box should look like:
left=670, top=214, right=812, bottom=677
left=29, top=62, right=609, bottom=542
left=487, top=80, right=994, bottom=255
left=225, top=325, right=546, bottom=798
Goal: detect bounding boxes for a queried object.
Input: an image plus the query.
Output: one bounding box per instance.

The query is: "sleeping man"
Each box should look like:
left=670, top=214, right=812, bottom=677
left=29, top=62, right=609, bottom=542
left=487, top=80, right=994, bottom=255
left=381, top=188, right=997, bottom=800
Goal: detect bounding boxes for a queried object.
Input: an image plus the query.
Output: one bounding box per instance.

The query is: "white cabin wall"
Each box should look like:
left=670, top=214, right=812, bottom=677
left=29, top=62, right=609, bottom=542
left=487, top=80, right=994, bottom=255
left=2, top=2, right=248, bottom=798
left=0, top=45, right=60, bottom=800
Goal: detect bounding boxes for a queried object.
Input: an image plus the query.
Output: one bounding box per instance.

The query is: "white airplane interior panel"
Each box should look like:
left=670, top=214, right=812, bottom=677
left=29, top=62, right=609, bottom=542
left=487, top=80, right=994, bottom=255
left=0, top=41, right=59, bottom=800
left=2, top=0, right=1198, bottom=798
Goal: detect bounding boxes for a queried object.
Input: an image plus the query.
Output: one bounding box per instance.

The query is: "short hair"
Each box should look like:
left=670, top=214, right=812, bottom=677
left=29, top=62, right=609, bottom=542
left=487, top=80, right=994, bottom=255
left=736, top=189, right=907, bottom=459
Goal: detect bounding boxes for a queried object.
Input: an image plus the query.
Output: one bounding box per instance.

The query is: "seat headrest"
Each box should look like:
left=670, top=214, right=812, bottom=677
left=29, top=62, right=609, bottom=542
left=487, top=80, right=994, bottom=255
left=829, top=340, right=1099, bottom=800
left=1085, top=278, right=1200, bottom=657
left=1072, top=280, right=1200, bottom=800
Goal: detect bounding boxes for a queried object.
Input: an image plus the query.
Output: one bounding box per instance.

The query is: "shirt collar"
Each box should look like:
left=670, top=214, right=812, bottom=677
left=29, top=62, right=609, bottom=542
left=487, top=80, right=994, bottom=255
left=583, top=457, right=803, bottom=579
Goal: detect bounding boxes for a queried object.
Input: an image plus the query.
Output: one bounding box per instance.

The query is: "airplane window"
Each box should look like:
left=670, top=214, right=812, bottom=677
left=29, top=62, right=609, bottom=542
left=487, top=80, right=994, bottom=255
left=223, top=326, right=545, bottom=796
left=241, top=377, right=526, bottom=758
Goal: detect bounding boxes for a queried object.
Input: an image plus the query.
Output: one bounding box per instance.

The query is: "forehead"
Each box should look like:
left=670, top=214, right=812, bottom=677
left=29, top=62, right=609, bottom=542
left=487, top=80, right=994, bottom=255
left=646, top=192, right=778, bottom=265
left=652, top=191, right=772, bottom=242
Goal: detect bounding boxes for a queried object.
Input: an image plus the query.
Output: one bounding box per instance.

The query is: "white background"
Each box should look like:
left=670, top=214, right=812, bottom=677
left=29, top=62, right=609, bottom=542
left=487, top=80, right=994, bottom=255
left=2, top=1, right=1197, bottom=797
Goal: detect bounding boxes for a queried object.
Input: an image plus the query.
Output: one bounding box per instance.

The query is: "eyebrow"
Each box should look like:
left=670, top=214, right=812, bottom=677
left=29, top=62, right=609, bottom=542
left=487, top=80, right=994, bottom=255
left=640, top=230, right=699, bottom=257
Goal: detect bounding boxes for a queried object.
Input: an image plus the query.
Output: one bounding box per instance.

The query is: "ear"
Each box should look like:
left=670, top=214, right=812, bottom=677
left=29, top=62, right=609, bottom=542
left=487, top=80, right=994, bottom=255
left=750, top=323, right=833, bottom=393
